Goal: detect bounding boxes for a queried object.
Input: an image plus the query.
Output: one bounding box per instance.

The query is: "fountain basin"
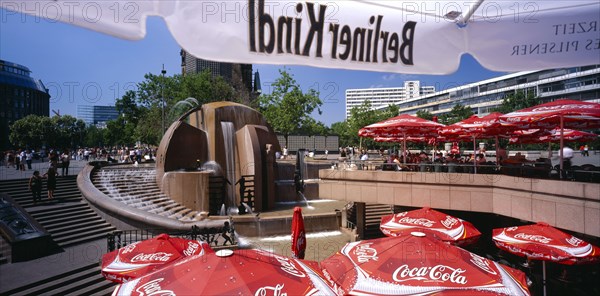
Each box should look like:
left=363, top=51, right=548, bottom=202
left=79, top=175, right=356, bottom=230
left=78, top=163, right=226, bottom=231
left=232, top=211, right=341, bottom=237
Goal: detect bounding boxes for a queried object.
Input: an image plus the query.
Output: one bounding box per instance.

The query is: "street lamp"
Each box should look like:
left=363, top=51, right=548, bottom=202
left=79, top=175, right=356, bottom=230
left=161, top=64, right=167, bottom=135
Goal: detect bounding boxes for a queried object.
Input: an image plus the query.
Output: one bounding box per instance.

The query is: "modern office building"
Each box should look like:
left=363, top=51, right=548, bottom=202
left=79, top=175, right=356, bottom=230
left=180, top=50, right=255, bottom=103
left=372, top=65, right=600, bottom=117
left=77, top=105, right=119, bottom=128
left=346, top=81, right=435, bottom=119
left=0, top=60, right=50, bottom=149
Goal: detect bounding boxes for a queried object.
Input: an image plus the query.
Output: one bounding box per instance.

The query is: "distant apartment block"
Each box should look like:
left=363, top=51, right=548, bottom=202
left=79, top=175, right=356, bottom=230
left=374, top=65, right=600, bottom=117
left=77, top=105, right=119, bottom=128
left=0, top=60, right=50, bottom=149
left=346, top=81, right=435, bottom=119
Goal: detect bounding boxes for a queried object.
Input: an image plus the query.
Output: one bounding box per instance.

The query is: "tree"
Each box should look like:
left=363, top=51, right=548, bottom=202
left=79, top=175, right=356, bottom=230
left=416, top=109, right=434, bottom=121
left=83, top=125, right=105, bottom=148
left=493, top=90, right=540, bottom=114
left=439, top=104, right=474, bottom=125
left=52, top=115, right=86, bottom=149
left=257, top=69, right=323, bottom=147
left=9, top=115, right=53, bottom=149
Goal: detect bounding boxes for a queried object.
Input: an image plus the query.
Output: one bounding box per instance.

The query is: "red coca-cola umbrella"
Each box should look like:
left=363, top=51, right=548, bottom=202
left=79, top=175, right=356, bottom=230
left=500, top=99, right=600, bottom=173
left=509, top=128, right=598, bottom=144
left=380, top=207, right=481, bottom=245
left=101, top=233, right=212, bottom=283
left=321, top=233, right=530, bottom=295
left=439, top=112, right=514, bottom=172
left=493, top=222, right=600, bottom=296
left=112, top=248, right=336, bottom=295
left=359, top=114, right=445, bottom=163
left=291, top=206, right=307, bottom=259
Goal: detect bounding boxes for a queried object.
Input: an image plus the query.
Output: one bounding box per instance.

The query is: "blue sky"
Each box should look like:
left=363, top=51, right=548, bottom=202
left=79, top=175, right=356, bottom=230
left=1, top=10, right=506, bottom=126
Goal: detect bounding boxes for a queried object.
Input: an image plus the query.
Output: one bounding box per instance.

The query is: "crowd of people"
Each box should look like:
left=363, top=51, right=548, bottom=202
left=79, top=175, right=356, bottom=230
left=2, top=145, right=157, bottom=204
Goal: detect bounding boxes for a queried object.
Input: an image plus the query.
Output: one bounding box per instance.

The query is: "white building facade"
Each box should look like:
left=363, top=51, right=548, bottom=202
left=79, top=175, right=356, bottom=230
left=345, top=81, right=435, bottom=119
left=372, top=65, right=600, bottom=117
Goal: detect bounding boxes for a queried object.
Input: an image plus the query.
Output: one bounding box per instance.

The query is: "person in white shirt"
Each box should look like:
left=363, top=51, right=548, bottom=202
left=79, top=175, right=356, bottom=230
left=561, top=146, right=574, bottom=179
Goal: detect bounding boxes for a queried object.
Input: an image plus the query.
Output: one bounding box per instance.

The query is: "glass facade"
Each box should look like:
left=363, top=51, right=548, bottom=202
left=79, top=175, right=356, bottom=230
left=370, top=65, right=600, bottom=117
left=77, top=105, right=119, bottom=127
left=0, top=60, right=50, bottom=149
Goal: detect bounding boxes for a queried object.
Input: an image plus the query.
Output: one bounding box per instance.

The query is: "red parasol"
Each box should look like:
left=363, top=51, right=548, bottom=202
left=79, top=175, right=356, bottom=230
left=380, top=207, right=481, bottom=245
left=112, top=248, right=336, bottom=295
left=321, top=233, right=530, bottom=295
left=500, top=99, right=600, bottom=173
left=509, top=128, right=598, bottom=144
left=359, top=114, right=445, bottom=164
left=101, top=233, right=212, bottom=283
left=291, top=206, right=307, bottom=259
left=439, top=112, right=514, bottom=172
left=493, top=222, right=600, bottom=296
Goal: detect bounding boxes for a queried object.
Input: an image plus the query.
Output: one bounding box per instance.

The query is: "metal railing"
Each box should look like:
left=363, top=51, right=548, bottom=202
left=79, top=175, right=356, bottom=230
left=107, top=225, right=237, bottom=252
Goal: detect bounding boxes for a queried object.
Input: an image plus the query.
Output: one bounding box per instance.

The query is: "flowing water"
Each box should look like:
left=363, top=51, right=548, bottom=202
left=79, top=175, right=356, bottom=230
left=221, top=121, right=236, bottom=213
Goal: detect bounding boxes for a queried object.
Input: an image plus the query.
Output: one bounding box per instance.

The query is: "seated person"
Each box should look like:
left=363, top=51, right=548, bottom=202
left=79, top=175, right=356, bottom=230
left=476, top=153, right=486, bottom=165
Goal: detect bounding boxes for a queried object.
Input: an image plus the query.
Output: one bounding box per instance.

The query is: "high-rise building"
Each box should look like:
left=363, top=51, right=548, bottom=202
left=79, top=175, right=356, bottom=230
left=77, top=105, right=119, bottom=128
left=0, top=60, right=50, bottom=149
left=180, top=50, right=254, bottom=104
left=346, top=81, right=435, bottom=119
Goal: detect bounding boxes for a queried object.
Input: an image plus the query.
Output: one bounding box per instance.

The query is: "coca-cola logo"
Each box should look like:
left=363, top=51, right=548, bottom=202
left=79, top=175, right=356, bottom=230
left=354, top=243, right=378, bottom=263
left=441, top=216, right=458, bottom=229
left=273, top=255, right=305, bottom=278
left=398, top=217, right=435, bottom=227
left=532, top=104, right=593, bottom=112
left=392, top=264, right=467, bottom=285
left=131, top=252, right=173, bottom=263
left=566, top=236, right=584, bottom=247
left=122, top=242, right=140, bottom=254
left=255, top=284, right=287, bottom=296
left=469, top=253, right=497, bottom=275
left=182, top=242, right=200, bottom=256
left=134, top=278, right=176, bottom=296
left=514, top=233, right=552, bottom=244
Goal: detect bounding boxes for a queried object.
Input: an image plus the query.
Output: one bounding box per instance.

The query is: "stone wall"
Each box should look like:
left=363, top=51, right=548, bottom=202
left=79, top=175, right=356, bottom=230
left=319, top=169, right=600, bottom=237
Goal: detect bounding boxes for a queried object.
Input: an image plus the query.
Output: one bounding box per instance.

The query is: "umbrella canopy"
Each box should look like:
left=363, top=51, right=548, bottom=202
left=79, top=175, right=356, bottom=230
left=380, top=207, right=481, bottom=245
left=360, top=114, right=445, bottom=136
left=320, top=233, right=530, bottom=295
left=492, top=222, right=600, bottom=296
left=500, top=99, right=600, bottom=173
left=499, top=100, right=600, bottom=130
left=360, top=114, right=445, bottom=163
left=2, top=1, right=598, bottom=74
left=509, top=128, right=598, bottom=144
left=112, top=248, right=336, bottom=295
left=492, top=222, right=600, bottom=265
left=291, top=206, right=307, bottom=259
left=101, top=233, right=212, bottom=283
left=440, top=112, right=514, bottom=171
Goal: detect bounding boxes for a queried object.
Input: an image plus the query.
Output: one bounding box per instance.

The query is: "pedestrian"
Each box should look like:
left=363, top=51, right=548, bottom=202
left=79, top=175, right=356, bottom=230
left=283, top=146, right=288, bottom=159
left=26, top=150, right=33, bottom=170
left=561, top=146, right=574, bottom=180
left=61, top=150, right=70, bottom=176
left=19, top=150, right=26, bottom=171
left=43, top=165, right=58, bottom=200
left=14, top=149, right=21, bottom=170
left=583, top=145, right=589, bottom=157
left=221, top=221, right=233, bottom=246
left=29, top=170, right=43, bottom=204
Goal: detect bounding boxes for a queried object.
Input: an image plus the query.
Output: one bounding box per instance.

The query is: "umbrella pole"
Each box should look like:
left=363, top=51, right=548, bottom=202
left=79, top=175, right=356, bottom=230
left=559, top=116, right=564, bottom=178
left=473, top=137, right=477, bottom=174
left=543, top=260, right=547, bottom=296
left=495, top=136, right=499, bottom=164
left=403, top=133, right=407, bottom=165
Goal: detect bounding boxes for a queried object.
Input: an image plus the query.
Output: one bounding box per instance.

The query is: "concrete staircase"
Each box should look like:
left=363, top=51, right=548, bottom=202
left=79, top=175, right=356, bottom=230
left=0, top=175, right=117, bottom=248
left=364, top=203, right=394, bottom=239
left=0, top=262, right=116, bottom=296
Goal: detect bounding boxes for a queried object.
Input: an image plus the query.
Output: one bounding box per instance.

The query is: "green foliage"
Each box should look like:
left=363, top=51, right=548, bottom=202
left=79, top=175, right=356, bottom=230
left=257, top=69, right=323, bottom=146
left=9, top=115, right=85, bottom=149
left=333, top=102, right=400, bottom=148
left=493, top=90, right=540, bottom=114
left=83, top=125, right=105, bottom=147
left=416, top=109, right=434, bottom=121
left=439, top=104, right=474, bottom=125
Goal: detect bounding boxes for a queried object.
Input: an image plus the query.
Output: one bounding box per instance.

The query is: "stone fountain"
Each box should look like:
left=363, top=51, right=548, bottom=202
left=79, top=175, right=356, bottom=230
left=156, top=101, right=281, bottom=214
